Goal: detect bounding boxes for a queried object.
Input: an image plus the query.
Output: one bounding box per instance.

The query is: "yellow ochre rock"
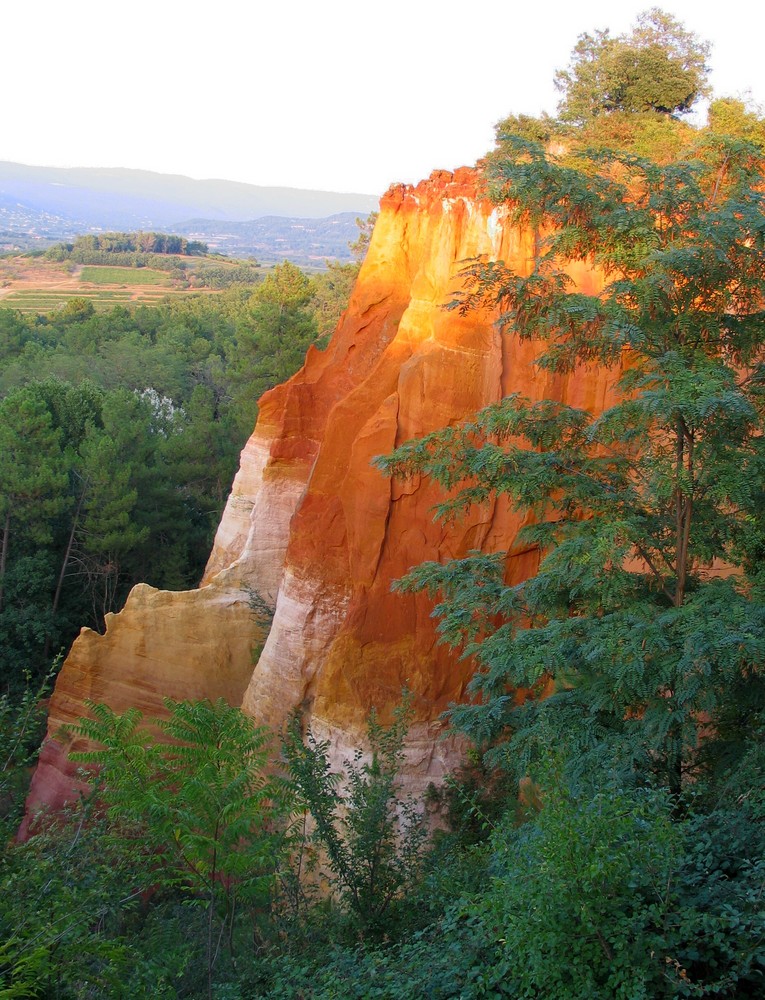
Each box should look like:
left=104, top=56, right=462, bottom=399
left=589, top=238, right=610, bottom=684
left=23, top=166, right=620, bottom=830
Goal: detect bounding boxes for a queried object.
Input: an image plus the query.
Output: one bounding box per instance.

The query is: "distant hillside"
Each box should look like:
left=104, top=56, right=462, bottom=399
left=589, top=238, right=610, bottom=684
left=0, top=162, right=379, bottom=261
left=170, top=214, right=365, bottom=263
left=0, top=161, right=378, bottom=224
left=0, top=197, right=88, bottom=251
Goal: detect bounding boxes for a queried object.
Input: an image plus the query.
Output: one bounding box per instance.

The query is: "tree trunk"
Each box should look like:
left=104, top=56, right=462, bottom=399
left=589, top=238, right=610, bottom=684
left=44, top=500, right=82, bottom=659
left=0, top=510, right=9, bottom=614
left=674, top=418, right=693, bottom=608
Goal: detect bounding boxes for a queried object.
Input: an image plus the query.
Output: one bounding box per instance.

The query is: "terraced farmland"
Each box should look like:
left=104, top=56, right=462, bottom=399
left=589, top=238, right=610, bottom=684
left=0, top=257, right=245, bottom=314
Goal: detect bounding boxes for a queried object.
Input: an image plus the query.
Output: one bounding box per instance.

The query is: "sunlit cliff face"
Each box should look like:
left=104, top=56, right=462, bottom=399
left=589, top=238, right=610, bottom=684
left=23, top=166, right=620, bottom=832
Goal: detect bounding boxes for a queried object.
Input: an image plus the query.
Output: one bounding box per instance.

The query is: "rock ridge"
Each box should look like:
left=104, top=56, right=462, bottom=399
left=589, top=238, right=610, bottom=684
left=23, top=166, right=619, bottom=826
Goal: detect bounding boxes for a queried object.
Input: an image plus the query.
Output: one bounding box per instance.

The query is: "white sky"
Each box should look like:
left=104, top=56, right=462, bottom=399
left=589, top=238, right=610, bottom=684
left=4, top=0, right=764, bottom=197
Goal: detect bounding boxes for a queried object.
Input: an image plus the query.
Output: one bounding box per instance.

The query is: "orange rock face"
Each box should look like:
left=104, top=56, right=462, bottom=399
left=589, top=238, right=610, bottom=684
left=24, top=167, right=621, bottom=826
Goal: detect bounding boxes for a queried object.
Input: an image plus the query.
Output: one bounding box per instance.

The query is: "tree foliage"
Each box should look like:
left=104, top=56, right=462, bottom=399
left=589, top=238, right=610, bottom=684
left=282, top=698, right=428, bottom=938
left=0, top=667, right=52, bottom=836
left=708, top=97, right=765, bottom=148
left=0, top=257, right=345, bottom=687
left=380, top=135, right=765, bottom=795
left=71, top=698, right=291, bottom=996
left=226, top=261, right=323, bottom=432
left=555, top=8, right=711, bottom=123
left=348, top=212, right=378, bottom=264
left=310, top=260, right=359, bottom=341
left=4, top=11, right=765, bottom=993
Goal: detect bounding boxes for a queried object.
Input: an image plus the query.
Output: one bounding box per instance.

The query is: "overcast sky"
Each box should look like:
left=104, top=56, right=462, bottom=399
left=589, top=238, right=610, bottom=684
left=5, top=0, right=764, bottom=196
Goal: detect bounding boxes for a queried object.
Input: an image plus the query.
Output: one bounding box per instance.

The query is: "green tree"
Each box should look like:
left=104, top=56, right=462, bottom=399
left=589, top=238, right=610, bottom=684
left=75, top=418, right=148, bottom=622
left=555, top=8, right=711, bottom=123
left=0, top=310, right=29, bottom=364
left=0, top=292, right=251, bottom=673
left=228, top=261, right=320, bottom=433
left=58, top=297, right=95, bottom=325
left=380, top=135, right=765, bottom=796
left=0, top=815, right=141, bottom=998
left=28, top=379, right=105, bottom=647
left=310, top=260, right=359, bottom=342
left=0, top=668, right=52, bottom=835
left=282, top=698, right=428, bottom=939
left=349, top=212, right=378, bottom=264
left=464, top=755, right=765, bottom=999
left=708, top=96, right=765, bottom=148
left=0, top=389, right=68, bottom=630
left=161, top=383, right=240, bottom=535
left=72, top=698, right=291, bottom=998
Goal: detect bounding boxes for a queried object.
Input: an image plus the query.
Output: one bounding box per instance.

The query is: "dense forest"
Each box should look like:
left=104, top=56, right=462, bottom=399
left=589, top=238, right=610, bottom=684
left=1, top=9, right=764, bottom=999
left=0, top=257, right=358, bottom=692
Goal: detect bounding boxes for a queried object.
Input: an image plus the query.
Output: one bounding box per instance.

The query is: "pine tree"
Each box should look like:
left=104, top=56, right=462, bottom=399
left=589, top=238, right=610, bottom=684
left=227, top=261, right=320, bottom=432
left=0, top=389, right=69, bottom=676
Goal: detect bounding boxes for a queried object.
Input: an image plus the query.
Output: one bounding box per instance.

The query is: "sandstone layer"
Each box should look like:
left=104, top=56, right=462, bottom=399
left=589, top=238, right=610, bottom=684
left=24, top=166, right=620, bottom=825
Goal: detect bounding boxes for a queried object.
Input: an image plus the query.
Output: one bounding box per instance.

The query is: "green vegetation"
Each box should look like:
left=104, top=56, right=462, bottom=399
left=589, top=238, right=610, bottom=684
left=495, top=8, right=714, bottom=163
left=0, top=260, right=350, bottom=690
left=555, top=8, right=710, bottom=122
left=71, top=699, right=289, bottom=998
left=0, top=9, right=763, bottom=999
left=282, top=698, right=428, bottom=939
left=384, top=134, right=765, bottom=799
left=46, top=231, right=208, bottom=261
left=2, top=288, right=179, bottom=314
left=0, top=694, right=429, bottom=997
left=40, top=232, right=263, bottom=291
left=1, top=255, right=265, bottom=316
left=79, top=266, right=170, bottom=285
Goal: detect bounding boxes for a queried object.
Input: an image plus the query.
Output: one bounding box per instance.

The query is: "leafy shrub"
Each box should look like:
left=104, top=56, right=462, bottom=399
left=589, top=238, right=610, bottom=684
left=282, top=698, right=428, bottom=940
left=71, top=698, right=293, bottom=997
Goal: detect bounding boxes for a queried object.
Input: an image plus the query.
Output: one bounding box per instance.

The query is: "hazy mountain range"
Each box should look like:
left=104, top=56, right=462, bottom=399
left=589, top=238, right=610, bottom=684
left=0, top=161, right=380, bottom=262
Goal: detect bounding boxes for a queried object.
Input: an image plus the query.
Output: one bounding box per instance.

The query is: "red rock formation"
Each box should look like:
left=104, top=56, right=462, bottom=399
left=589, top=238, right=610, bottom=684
left=24, top=166, right=621, bottom=827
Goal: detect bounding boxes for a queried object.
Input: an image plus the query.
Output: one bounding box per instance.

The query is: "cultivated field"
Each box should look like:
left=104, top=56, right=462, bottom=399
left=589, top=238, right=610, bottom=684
left=0, top=257, right=246, bottom=314
left=78, top=266, right=170, bottom=285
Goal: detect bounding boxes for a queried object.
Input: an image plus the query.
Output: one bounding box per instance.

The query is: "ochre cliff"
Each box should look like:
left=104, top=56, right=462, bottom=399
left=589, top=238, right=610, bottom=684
left=24, top=167, right=620, bottom=827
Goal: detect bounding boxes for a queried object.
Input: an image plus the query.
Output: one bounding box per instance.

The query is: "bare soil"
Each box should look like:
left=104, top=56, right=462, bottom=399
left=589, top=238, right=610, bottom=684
left=0, top=257, right=81, bottom=298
